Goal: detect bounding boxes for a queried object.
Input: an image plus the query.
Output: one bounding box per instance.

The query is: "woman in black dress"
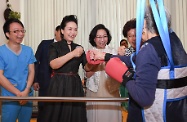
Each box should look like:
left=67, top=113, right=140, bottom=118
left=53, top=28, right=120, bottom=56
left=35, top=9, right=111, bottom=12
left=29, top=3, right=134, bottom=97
left=43, top=15, right=87, bottom=122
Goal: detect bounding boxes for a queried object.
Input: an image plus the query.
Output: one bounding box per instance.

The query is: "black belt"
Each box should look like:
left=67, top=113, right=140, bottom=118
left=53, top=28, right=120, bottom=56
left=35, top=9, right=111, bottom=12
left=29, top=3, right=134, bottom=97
left=54, top=72, right=78, bottom=76
left=156, top=76, right=187, bottom=89
left=51, top=72, right=78, bottom=77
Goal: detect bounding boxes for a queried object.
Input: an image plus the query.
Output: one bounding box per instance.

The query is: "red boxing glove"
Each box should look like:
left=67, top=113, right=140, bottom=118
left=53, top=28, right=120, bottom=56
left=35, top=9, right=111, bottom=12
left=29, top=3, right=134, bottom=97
left=86, top=50, right=104, bottom=64
left=105, top=57, right=128, bottom=83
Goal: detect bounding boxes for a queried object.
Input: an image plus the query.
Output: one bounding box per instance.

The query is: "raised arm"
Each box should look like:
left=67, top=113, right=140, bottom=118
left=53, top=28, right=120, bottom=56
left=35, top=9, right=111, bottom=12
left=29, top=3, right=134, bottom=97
left=50, top=46, right=84, bottom=69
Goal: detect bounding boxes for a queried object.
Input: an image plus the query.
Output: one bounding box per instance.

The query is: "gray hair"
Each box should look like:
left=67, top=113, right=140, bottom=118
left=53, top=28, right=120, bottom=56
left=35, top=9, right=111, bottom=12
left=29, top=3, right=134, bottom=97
left=144, top=5, right=171, bottom=34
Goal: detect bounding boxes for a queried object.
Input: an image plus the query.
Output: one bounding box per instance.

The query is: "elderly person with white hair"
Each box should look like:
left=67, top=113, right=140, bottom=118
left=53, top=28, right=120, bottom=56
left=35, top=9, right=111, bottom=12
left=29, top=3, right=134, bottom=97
left=88, top=4, right=187, bottom=122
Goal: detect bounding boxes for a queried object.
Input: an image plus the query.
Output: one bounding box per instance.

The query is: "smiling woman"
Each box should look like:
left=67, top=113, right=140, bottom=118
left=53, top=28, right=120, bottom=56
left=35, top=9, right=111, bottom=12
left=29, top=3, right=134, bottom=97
left=40, top=15, right=88, bottom=122
left=86, top=24, right=122, bottom=122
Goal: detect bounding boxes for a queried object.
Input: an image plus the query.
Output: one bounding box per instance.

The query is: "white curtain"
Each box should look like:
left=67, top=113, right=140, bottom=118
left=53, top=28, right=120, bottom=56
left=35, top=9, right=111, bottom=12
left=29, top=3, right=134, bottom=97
left=23, top=0, right=137, bottom=78
left=23, top=0, right=55, bottom=52
left=173, top=0, right=187, bottom=50
left=22, top=0, right=187, bottom=78
left=164, top=0, right=187, bottom=51
left=23, top=0, right=187, bottom=52
left=23, top=0, right=137, bottom=53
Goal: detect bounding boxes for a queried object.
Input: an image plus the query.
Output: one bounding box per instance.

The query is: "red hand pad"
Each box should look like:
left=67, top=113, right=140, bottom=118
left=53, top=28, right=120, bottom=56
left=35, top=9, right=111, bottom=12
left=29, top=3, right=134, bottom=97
left=105, top=57, right=128, bottom=83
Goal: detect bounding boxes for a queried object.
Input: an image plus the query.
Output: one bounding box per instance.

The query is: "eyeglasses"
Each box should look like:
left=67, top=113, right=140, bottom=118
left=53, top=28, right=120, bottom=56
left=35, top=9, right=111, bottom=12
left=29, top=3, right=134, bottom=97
left=9, top=30, right=26, bottom=34
left=127, top=35, right=136, bottom=38
left=95, top=35, right=108, bottom=39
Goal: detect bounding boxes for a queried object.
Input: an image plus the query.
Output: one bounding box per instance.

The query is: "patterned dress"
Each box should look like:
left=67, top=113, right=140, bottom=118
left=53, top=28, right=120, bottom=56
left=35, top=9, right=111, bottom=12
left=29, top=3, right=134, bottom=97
left=86, top=45, right=122, bottom=122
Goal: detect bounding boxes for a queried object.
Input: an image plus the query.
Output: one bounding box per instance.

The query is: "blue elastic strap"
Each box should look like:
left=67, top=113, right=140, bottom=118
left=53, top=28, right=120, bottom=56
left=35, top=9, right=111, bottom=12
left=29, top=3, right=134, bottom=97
left=130, top=52, right=136, bottom=78
left=149, top=0, right=174, bottom=78
left=157, top=0, right=169, bottom=34
left=157, top=0, right=175, bottom=78
left=131, top=0, right=146, bottom=72
left=163, top=89, right=167, bottom=122
left=136, top=0, right=146, bottom=55
left=130, top=52, right=136, bottom=71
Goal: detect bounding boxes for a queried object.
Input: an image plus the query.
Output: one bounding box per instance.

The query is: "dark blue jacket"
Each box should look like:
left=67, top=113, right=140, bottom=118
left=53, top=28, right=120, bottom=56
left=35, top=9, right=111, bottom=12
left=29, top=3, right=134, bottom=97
left=34, top=39, right=54, bottom=93
left=112, top=32, right=187, bottom=122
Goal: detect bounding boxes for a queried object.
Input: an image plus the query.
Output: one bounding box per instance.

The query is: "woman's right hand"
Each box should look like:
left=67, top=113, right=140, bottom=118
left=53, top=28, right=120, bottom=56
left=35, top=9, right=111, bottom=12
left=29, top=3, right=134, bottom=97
left=88, top=50, right=106, bottom=60
left=33, top=82, right=40, bottom=91
left=118, top=46, right=126, bottom=56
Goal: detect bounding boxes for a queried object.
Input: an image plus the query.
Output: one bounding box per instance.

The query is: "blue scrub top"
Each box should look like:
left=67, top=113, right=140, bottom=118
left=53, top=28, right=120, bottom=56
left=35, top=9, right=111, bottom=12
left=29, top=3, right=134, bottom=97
left=0, top=44, right=36, bottom=96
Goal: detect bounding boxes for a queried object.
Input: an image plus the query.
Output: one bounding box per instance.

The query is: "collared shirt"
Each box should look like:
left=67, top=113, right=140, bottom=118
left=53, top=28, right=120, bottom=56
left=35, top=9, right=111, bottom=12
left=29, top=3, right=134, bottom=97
left=124, top=46, right=135, bottom=56
left=54, top=38, right=57, bottom=42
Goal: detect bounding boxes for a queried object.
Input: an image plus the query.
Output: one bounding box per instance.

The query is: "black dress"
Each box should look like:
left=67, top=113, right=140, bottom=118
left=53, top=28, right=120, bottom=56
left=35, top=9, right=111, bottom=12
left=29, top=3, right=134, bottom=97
left=42, top=40, right=87, bottom=122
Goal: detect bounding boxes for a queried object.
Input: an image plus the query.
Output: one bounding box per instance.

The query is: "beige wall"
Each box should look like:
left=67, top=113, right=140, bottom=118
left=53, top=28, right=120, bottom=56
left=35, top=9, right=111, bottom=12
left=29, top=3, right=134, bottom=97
left=0, top=0, right=20, bottom=45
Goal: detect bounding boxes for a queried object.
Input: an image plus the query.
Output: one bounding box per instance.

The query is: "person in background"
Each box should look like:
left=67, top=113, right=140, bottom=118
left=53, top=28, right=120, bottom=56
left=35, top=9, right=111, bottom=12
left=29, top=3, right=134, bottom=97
left=89, top=5, right=187, bottom=122
left=120, top=39, right=128, bottom=48
left=118, top=19, right=136, bottom=56
left=42, top=15, right=89, bottom=122
left=0, top=18, right=36, bottom=122
left=118, top=19, right=136, bottom=122
left=119, top=39, right=129, bottom=122
left=86, top=24, right=122, bottom=122
left=33, top=25, right=61, bottom=122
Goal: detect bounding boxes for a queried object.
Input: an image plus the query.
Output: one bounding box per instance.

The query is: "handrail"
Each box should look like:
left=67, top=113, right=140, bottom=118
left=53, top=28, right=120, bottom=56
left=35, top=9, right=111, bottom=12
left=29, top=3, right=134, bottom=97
left=0, top=96, right=129, bottom=102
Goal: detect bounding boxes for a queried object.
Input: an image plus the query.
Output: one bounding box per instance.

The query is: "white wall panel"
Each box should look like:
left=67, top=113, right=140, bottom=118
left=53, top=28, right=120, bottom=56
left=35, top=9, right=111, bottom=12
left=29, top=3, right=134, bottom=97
left=164, top=0, right=187, bottom=51
left=24, top=0, right=54, bottom=52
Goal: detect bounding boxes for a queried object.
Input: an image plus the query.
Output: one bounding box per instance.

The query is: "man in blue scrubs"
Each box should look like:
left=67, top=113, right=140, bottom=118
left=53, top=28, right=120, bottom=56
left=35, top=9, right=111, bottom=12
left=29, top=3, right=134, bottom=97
left=0, top=19, right=36, bottom=122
